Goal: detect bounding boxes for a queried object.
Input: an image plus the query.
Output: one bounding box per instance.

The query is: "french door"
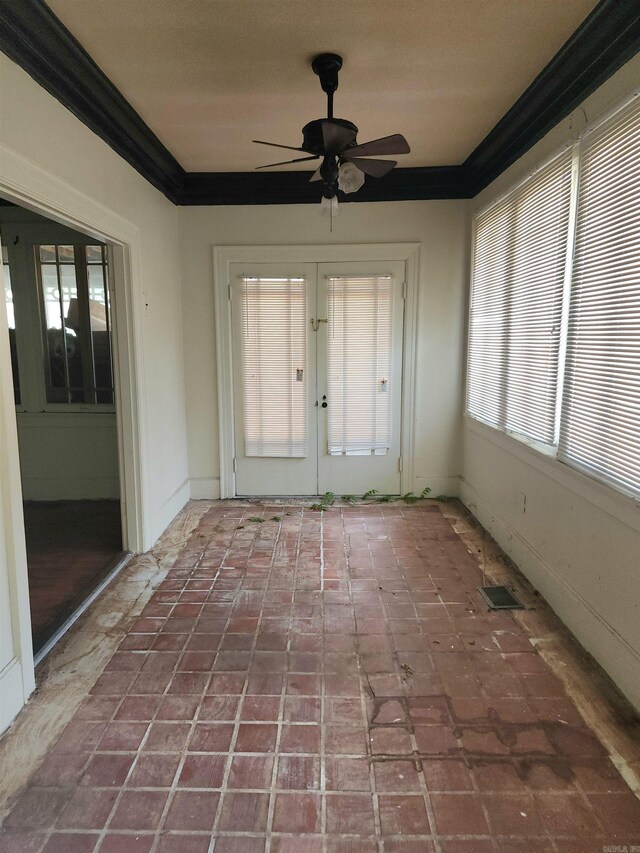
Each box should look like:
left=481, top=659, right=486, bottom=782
left=230, top=260, right=405, bottom=496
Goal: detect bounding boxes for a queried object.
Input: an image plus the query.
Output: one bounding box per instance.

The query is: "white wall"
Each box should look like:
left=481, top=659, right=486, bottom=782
left=178, top=201, right=468, bottom=500
left=0, top=53, right=189, bottom=545
left=0, top=53, right=190, bottom=729
left=461, top=54, right=640, bottom=711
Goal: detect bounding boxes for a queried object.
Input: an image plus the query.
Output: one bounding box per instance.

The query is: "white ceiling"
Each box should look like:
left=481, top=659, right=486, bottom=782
left=46, top=0, right=597, bottom=173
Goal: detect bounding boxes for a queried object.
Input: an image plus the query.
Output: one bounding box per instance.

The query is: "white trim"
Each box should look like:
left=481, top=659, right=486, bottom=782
left=459, top=477, right=640, bottom=712
left=0, top=658, right=26, bottom=734
left=213, top=243, right=421, bottom=498
left=151, top=478, right=190, bottom=543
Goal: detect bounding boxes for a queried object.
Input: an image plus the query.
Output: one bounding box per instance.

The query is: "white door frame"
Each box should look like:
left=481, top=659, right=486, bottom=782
left=213, top=243, right=421, bottom=498
left=0, top=147, right=147, bottom=725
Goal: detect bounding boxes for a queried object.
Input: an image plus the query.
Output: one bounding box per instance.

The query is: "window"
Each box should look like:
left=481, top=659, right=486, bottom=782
left=37, top=244, right=114, bottom=405
left=467, top=93, right=640, bottom=499
left=240, top=276, right=308, bottom=457
left=467, top=151, right=573, bottom=444
left=327, top=275, right=393, bottom=455
left=558, top=98, right=640, bottom=496
left=2, top=245, right=20, bottom=404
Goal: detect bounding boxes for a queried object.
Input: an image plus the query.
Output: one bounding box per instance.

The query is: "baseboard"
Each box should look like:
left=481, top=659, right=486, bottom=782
left=414, top=476, right=460, bottom=498
left=148, top=478, right=190, bottom=550
left=189, top=477, right=221, bottom=500
left=0, top=658, right=28, bottom=735
left=460, top=478, right=640, bottom=712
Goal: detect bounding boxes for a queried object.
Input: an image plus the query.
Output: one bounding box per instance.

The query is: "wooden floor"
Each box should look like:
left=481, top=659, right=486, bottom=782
left=24, top=500, right=123, bottom=653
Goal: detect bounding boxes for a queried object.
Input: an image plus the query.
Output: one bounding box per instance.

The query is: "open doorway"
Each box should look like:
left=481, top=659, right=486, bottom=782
left=1, top=201, right=127, bottom=657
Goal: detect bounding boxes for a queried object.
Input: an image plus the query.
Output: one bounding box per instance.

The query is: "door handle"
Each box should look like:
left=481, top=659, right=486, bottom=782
left=321, top=394, right=328, bottom=409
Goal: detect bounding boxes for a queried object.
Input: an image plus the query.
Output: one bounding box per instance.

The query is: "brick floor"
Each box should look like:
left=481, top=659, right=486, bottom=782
left=1, top=501, right=639, bottom=852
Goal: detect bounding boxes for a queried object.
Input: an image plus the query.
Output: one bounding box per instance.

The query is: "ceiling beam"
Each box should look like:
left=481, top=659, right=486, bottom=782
left=0, top=0, right=638, bottom=205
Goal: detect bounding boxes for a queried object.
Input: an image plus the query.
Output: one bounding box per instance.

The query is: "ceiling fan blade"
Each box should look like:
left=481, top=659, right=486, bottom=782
left=341, top=156, right=397, bottom=178
left=256, top=155, right=319, bottom=170
left=309, top=167, right=322, bottom=182
left=322, top=120, right=357, bottom=153
left=344, top=134, right=410, bottom=157
left=253, top=140, right=306, bottom=152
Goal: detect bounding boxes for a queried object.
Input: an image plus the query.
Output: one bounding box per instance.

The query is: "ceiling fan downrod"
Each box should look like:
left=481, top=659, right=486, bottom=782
left=311, top=53, right=343, bottom=120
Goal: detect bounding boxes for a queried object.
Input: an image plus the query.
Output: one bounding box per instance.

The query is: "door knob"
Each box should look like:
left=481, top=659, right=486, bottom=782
left=321, top=401, right=328, bottom=408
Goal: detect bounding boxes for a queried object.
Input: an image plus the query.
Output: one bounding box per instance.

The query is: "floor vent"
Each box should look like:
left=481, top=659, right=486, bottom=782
left=479, top=585, right=524, bottom=610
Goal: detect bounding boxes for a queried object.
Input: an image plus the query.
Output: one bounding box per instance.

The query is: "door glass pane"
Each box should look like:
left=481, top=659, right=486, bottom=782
left=40, top=249, right=85, bottom=403
left=327, top=275, right=393, bottom=455
left=86, top=247, right=114, bottom=404
left=240, top=276, right=308, bottom=457
left=3, top=246, right=20, bottom=404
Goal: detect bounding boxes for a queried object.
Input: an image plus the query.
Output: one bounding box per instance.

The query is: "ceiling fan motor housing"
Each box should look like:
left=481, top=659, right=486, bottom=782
left=301, top=118, right=358, bottom=155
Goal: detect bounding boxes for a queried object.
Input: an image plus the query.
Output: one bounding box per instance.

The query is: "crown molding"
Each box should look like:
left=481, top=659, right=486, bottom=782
left=1, top=0, right=638, bottom=205
left=179, top=166, right=469, bottom=205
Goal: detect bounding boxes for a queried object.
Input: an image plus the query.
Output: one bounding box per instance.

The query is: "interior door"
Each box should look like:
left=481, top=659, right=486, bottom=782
left=317, top=261, right=405, bottom=496
left=230, top=263, right=318, bottom=495
left=230, top=259, right=405, bottom=496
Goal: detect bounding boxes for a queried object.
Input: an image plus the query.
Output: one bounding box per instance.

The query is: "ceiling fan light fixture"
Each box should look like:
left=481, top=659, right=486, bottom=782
left=320, top=194, right=340, bottom=217
left=338, top=160, right=365, bottom=194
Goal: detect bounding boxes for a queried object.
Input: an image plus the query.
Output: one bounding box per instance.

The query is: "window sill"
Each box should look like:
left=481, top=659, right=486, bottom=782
left=463, top=414, right=640, bottom=535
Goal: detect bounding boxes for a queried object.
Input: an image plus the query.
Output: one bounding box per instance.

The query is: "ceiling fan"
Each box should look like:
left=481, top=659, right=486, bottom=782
left=253, top=53, right=410, bottom=211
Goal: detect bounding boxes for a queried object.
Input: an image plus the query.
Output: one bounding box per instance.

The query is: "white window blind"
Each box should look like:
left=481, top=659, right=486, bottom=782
left=327, top=275, right=393, bottom=455
left=467, top=150, right=573, bottom=443
left=240, top=277, right=308, bottom=457
left=558, top=97, right=640, bottom=496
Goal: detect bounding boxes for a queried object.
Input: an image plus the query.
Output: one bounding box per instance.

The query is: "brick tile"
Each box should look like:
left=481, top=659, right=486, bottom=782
left=178, top=753, right=226, bottom=787
left=369, top=727, right=413, bottom=755
left=218, top=792, right=270, bottom=832
left=326, top=793, right=376, bottom=834
left=156, top=696, right=200, bottom=720
left=227, top=754, right=274, bottom=789
left=326, top=756, right=371, bottom=791
left=240, top=695, right=281, bottom=721
left=280, top=724, right=321, bottom=753
left=143, top=722, right=191, bottom=752
left=374, top=759, right=422, bottom=791
left=481, top=792, right=543, bottom=834
left=431, top=793, right=489, bottom=835
left=98, top=722, right=148, bottom=751
left=32, top=752, right=89, bottom=787
left=283, top=696, right=321, bottom=723
left=234, top=723, right=278, bottom=752
left=109, top=790, right=168, bottom=830
left=325, top=725, right=368, bottom=755
left=378, top=794, right=432, bottom=835
left=127, top=753, right=181, bottom=787
left=163, top=790, right=220, bottom=831
left=272, top=793, right=321, bottom=833
left=98, top=835, right=155, bottom=853
left=276, top=755, right=321, bottom=790
left=57, top=788, right=118, bottom=830
left=188, top=723, right=234, bottom=752
left=80, top=753, right=134, bottom=787
left=198, top=694, right=240, bottom=720
left=41, top=834, right=99, bottom=853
